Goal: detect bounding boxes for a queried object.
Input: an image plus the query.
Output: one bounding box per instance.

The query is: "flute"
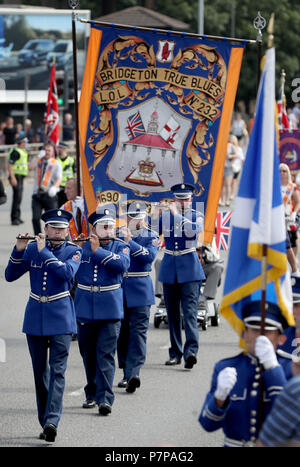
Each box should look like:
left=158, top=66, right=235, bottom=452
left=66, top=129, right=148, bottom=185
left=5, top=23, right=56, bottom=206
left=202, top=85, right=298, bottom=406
left=16, top=235, right=91, bottom=242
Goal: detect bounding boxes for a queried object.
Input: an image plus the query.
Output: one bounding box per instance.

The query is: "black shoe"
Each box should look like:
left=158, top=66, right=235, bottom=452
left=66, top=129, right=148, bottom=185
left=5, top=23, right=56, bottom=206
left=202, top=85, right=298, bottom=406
left=117, top=378, right=128, bottom=388
left=11, top=220, right=20, bottom=225
left=165, top=357, right=181, bottom=366
left=43, top=424, right=57, bottom=442
left=39, top=432, right=45, bottom=440
left=18, top=219, right=24, bottom=224
left=184, top=354, right=197, bottom=369
left=98, top=402, right=112, bottom=416
left=82, top=399, right=96, bottom=409
left=126, top=376, right=141, bottom=394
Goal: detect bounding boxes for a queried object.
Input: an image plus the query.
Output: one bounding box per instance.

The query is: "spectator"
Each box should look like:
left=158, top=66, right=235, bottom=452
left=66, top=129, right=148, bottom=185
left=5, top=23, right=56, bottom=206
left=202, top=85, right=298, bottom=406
left=24, top=119, right=35, bottom=143
left=220, top=135, right=238, bottom=206
left=3, top=116, right=17, bottom=145
left=280, top=163, right=300, bottom=259
left=29, top=142, right=62, bottom=235
left=231, top=112, right=247, bottom=141
left=15, top=123, right=25, bottom=140
left=230, top=134, right=244, bottom=201
left=63, top=113, right=75, bottom=142
left=0, top=121, right=6, bottom=145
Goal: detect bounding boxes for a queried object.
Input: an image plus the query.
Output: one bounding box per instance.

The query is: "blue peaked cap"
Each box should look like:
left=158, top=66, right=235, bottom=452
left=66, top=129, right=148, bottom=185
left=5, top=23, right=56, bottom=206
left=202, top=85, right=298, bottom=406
left=242, top=301, right=288, bottom=333
left=41, top=209, right=72, bottom=228
left=88, top=207, right=116, bottom=226
left=171, top=183, right=195, bottom=199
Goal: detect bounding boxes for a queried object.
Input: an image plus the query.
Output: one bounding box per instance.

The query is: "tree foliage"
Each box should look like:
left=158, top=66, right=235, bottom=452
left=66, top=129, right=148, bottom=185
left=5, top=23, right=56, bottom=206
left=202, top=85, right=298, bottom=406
left=0, top=0, right=298, bottom=109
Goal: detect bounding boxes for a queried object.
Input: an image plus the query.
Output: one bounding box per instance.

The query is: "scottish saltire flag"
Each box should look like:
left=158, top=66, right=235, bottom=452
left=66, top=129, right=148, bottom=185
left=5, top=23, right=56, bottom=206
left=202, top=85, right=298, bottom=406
left=125, top=111, right=146, bottom=139
left=79, top=23, right=245, bottom=243
left=215, top=211, right=231, bottom=251
left=220, top=48, right=295, bottom=346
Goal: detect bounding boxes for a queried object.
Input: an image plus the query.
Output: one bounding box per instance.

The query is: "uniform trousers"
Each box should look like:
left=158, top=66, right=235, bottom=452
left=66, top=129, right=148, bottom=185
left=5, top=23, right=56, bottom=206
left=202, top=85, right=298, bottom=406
left=10, top=174, right=25, bottom=223
left=163, top=281, right=200, bottom=360
left=32, top=192, right=58, bottom=235
left=77, top=319, right=121, bottom=406
left=117, top=305, right=150, bottom=380
left=26, top=334, right=72, bottom=428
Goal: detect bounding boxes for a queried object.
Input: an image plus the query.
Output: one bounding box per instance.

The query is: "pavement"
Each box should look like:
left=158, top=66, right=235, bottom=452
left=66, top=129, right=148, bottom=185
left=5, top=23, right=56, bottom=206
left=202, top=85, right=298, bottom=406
left=0, top=179, right=237, bottom=448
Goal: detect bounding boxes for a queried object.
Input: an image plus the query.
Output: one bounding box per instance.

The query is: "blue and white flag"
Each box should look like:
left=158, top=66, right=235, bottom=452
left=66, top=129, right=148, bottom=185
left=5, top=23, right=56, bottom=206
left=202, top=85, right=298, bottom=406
left=220, top=48, right=295, bottom=346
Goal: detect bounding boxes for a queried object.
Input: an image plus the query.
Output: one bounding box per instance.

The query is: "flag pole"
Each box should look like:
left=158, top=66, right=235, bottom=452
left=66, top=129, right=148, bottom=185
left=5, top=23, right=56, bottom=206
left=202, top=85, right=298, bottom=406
left=253, top=12, right=266, bottom=92
left=260, top=13, right=275, bottom=337
left=69, top=0, right=81, bottom=197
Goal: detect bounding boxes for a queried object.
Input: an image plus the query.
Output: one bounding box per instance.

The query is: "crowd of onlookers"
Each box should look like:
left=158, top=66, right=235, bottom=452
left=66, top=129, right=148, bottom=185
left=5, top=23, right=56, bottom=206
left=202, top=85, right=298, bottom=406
left=0, top=113, right=76, bottom=146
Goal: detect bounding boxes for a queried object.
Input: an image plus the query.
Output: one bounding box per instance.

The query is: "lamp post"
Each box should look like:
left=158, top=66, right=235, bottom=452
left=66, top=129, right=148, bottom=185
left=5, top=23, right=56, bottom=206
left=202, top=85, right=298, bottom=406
left=198, top=0, right=204, bottom=35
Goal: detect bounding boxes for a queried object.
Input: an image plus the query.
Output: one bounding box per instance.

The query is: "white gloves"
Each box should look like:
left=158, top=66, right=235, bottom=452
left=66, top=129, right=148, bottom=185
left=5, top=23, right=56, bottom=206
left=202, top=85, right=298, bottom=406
left=74, top=196, right=84, bottom=211
left=214, top=367, right=237, bottom=401
left=38, top=149, right=45, bottom=159
left=255, top=335, right=279, bottom=370
left=48, top=186, right=59, bottom=198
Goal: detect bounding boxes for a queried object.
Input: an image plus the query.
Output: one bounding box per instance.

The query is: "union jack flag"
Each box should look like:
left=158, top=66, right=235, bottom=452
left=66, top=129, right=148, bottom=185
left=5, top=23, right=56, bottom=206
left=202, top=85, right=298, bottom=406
left=125, top=111, right=145, bottom=139
left=215, top=210, right=232, bottom=251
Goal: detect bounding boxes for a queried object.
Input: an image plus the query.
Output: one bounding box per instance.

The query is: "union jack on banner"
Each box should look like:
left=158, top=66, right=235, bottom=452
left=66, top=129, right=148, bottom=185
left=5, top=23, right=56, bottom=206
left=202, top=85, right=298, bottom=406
left=44, top=62, right=59, bottom=146
left=215, top=210, right=232, bottom=251
left=125, top=111, right=146, bottom=140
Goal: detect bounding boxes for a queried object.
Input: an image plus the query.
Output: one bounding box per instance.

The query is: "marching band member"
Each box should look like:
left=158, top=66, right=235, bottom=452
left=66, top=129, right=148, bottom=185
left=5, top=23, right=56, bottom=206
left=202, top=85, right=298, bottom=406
left=152, top=183, right=205, bottom=370
left=5, top=209, right=82, bottom=443
left=117, top=201, right=159, bottom=393
left=74, top=207, right=130, bottom=415
left=199, top=301, right=292, bottom=447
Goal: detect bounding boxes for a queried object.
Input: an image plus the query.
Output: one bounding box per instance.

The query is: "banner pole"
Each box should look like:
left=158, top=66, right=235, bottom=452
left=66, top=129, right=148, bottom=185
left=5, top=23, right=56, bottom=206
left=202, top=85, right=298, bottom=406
left=78, top=17, right=256, bottom=45
left=69, top=0, right=81, bottom=199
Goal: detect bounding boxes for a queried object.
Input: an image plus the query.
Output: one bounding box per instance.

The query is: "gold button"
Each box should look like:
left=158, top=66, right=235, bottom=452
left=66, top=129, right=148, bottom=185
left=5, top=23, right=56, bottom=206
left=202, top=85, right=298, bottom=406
left=42, top=287, right=46, bottom=291
left=251, top=390, right=257, bottom=397
left=250, top=427, right=256, bottom=433
left=251, top=410, right=257, bottom=416
left=93, top=278, right=97, bottom=282
left=252, top=382, right=259, bottom=388
left=250, top=437, right=256, bottom=442
left=250, top=418, right=256, bottom=425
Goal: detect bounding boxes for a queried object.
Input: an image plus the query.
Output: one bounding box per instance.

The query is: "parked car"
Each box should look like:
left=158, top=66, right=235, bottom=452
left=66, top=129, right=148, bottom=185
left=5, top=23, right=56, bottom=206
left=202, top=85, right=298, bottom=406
left=18, top=39, right=54, bottom=67
left=46, top=40, right=73, bottom=70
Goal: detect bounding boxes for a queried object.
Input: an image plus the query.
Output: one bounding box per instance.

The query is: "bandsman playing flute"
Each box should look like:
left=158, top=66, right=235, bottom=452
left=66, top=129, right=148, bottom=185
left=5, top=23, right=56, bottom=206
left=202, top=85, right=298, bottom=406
left=74, top=207, right=130, bottom=416
left=117, top=201, right=159, bottom=393
left=5, top=209, right=82, bottom=443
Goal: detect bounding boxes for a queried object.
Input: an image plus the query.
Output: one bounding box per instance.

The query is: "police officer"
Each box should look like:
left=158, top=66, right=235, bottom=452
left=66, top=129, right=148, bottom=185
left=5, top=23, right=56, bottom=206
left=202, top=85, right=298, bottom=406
left=8, top=135, right=29, bottom=225
left=5, top=209, right=82, bottom=443
left=152, top=183, right=205, bottom=369
left=117, top=201, right=159, bottom=393
left=56, top=142, right=76, bottom=207
left=199, top=301, right=292, bottom=447
left=75, top=207, right=130, bottom=415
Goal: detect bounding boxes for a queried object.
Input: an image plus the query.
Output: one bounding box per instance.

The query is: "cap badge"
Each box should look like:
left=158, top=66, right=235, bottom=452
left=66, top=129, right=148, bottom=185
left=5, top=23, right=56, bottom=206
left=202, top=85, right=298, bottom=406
left=57, top=210, right=61, bottom=216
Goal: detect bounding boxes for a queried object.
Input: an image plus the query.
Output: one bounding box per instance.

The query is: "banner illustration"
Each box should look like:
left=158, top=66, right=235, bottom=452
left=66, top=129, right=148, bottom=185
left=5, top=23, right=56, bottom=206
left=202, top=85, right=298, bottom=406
left=79, top=25, right=244, bottom=242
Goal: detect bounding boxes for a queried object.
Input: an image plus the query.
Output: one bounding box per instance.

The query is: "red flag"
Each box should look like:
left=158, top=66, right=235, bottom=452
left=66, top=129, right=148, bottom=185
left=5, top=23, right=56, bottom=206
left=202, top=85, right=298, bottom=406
left=44, top=62, right=59, bottom=146
left=277, top=80, right=289, bottom=130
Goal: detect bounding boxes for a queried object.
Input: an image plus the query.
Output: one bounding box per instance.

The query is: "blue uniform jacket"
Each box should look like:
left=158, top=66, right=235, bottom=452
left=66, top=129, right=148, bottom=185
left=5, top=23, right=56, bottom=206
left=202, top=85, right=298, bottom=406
left=122, top=226, right=159, bottom=308
left=155, top=209, right=205, bottom=284
left=75, top=239, right=130, bottom=321
left=5, top=241, right=82, bottom=336
left=199, top=352, right=292, bottom=446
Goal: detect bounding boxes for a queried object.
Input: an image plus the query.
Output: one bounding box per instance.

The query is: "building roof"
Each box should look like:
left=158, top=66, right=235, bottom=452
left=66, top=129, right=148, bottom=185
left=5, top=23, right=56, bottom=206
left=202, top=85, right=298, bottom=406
left=95, top=6, right=189, bottom=31
left=125, top=133, right=174, bottom=150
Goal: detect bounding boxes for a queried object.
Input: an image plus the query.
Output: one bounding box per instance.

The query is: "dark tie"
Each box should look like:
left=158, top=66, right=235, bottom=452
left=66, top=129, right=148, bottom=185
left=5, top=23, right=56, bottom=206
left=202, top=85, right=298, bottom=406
left=76, top=207, right=82, bottom=234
